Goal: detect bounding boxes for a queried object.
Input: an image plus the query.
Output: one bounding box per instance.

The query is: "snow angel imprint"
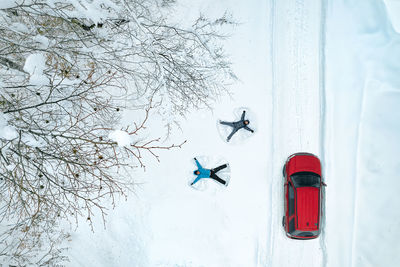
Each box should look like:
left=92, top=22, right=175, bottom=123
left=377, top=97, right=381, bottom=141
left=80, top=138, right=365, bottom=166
left=218, top=108, right=256, bottom=143
left=190, top=157, right=230, bottom=189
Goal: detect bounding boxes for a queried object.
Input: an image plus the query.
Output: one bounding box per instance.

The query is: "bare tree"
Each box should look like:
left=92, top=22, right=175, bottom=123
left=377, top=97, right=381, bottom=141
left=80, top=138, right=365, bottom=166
left=0, top=0, right=235, bottom=264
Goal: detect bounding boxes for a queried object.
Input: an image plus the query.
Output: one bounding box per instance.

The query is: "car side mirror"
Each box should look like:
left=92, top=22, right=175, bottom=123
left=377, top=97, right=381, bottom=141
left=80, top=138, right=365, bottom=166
left=322, top=182, right=327, bottom=186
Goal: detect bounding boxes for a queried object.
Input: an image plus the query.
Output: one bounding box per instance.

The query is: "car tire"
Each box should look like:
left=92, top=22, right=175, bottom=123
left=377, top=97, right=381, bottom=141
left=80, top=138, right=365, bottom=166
left=282, top=216, right=286, bottom=227
left=282, top=163, right=286, bottom=178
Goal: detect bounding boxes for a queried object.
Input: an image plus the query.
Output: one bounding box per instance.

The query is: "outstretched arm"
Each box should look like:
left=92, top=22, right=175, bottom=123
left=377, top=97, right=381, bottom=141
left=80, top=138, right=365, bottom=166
left=194, top=158, right=202, bottom=169
left=244, top=126, right=254, bottom=133
left=241, top=110, right=246, bottom=120
left=191, top=176, right=201, bottom=186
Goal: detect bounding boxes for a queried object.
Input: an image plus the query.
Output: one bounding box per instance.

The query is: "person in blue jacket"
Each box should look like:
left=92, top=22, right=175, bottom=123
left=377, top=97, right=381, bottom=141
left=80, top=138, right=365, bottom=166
left=220, top=110, right=254, bottom=142
left=191, top=158, right=228, bottom=186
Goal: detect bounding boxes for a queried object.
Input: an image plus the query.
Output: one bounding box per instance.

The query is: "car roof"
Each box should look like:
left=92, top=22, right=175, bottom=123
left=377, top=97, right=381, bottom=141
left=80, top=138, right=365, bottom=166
left=295, top=187, right=319, bottom=231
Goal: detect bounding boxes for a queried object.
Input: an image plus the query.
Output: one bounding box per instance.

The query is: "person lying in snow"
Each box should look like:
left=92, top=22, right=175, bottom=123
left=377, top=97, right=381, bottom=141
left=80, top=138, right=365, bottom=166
left=219, top=110, right=254, bottom=142
left=191, top=158, right=228, bottom=186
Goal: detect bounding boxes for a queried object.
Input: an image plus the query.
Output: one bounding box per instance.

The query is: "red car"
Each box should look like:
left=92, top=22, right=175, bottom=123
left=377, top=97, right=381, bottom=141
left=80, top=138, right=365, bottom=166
left=282, top=152, right=325, bottom=239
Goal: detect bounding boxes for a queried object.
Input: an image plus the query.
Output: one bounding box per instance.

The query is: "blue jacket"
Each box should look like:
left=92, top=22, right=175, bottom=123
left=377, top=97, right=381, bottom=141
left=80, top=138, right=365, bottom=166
left=192, top=159, right=211, bottom=185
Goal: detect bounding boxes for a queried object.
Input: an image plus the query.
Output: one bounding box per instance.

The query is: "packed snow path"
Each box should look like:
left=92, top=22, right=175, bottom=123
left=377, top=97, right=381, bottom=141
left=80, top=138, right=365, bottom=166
left=267, top=0, right=326, bottom=266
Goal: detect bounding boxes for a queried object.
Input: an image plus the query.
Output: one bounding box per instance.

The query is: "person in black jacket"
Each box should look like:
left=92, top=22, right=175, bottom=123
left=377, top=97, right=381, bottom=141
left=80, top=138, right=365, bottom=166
left=220, top=110, right=254, bottom=142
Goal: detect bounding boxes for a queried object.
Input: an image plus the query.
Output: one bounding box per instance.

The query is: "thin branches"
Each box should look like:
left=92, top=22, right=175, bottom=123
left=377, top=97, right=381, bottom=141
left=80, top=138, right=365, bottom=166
left=0, top=0, right=235, bottom=265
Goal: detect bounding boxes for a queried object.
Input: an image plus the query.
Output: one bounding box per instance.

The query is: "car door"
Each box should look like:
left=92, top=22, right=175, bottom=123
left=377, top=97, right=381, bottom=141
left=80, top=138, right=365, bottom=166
left=285, top=181, right=296, bottom=233
left=288, top=181, right=296, bottom=233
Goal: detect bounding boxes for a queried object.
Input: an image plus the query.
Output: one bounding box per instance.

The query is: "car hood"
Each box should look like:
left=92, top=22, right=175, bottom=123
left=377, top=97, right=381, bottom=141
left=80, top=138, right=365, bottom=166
left=287, top=154, right=321, bottom=176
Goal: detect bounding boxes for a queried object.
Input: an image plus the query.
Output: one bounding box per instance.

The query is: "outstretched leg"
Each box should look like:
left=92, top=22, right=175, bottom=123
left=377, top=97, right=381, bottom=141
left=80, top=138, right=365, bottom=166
left=227, top=128, right=239, bottom=142
left=210, top=171, right=226, bottom=185
left=220, top=121, right=235, bottom=127
left=212, top=164, right=227, bottom=173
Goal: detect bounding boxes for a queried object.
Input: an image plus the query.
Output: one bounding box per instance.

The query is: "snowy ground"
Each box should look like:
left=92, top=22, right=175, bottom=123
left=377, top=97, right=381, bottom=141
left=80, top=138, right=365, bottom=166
left=324, top=1, right=400, bottom=266
left=64, top=0, right=400, bottom=266
left=67, top=0, right=273, bottom=266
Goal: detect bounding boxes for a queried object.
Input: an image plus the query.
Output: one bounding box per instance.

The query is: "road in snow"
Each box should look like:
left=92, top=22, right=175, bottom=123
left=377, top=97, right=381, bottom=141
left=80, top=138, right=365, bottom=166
left=267, top=0, right=325, bottom=266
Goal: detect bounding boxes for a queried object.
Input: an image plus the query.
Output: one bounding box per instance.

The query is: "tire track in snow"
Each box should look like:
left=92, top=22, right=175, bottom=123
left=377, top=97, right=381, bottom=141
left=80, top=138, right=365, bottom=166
left=319, top=0, right=328, bottom=266
left=267, top=0, right=325, bottom=266
left=350, top=77, right=368, bottom=267
left=265, top=0, right=277, bottom=266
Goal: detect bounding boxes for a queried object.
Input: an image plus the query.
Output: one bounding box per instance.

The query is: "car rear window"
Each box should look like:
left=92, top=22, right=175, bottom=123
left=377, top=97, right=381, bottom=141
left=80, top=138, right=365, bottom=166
left=291, top=172, right=320, bottom=188
left=292, top=230, right=319, bottom=237
left=297, top=232, right=314, bottom=237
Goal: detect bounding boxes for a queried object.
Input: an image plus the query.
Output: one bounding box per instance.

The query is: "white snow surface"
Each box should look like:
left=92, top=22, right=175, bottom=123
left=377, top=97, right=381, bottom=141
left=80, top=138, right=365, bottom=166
left=67, top=0, right=120, bottom=22
left=10, top=22, right=29, bottom=33
left=108, top=130, right=132, bottom=147
left=325, top=0, right=400, bottom=266
left=64, top=0, right=400, bottom=266
left=0, top=0, right=18, bottom=9
left=383, top=0, right=400, bottom=33
left=23, top=53, right=48, bottom=86
left=67, top=0, right=272, bottom=266
left=33, top=35, right=50, bottom=49
left=0, top=112, right=17, bottom=140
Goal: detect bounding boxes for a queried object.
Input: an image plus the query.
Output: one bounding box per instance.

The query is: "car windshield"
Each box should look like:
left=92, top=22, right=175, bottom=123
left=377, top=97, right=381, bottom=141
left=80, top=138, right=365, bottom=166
left=291, top=172, right=320, bottom=188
